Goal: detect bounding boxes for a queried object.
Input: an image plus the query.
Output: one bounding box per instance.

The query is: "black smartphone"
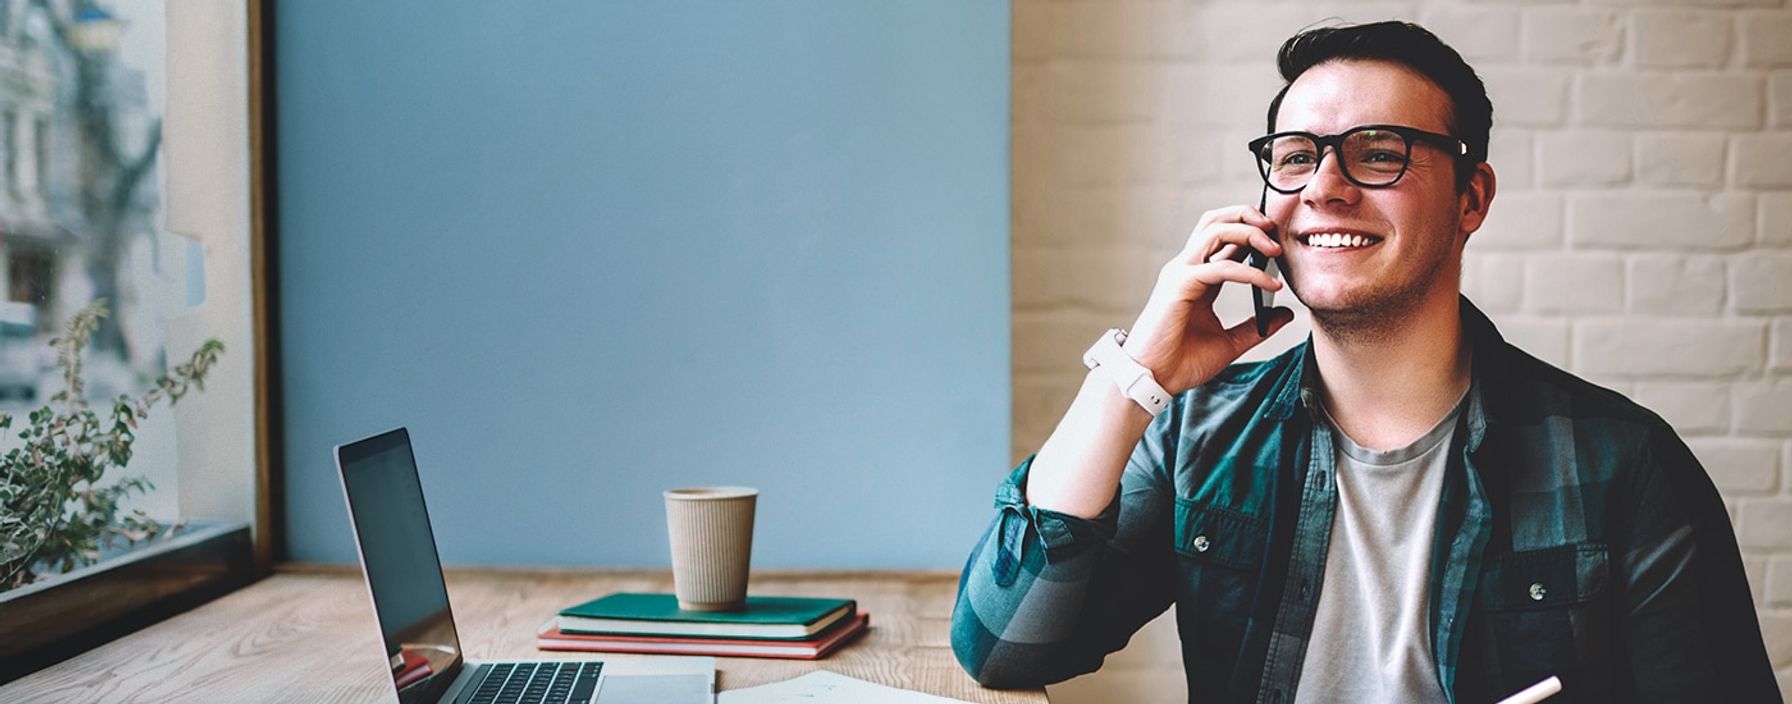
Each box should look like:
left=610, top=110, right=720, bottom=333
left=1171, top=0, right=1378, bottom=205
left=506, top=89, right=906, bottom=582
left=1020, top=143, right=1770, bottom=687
left=1248, top=249, right=1282, bottom=338
left=1249, top=186, right=1283, bottom=337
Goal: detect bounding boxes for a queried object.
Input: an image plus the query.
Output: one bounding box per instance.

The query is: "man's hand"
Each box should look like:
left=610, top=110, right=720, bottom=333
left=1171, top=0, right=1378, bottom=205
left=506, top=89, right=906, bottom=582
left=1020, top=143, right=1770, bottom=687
left=1025, top=205, right=1296, bottom=518
left=1123, top=205, right=1294, bottom=396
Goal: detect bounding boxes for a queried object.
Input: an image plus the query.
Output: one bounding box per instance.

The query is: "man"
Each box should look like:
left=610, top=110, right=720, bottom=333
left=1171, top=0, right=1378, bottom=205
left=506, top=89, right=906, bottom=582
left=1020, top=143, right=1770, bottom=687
left=952, top=21, right=1778, bottom=704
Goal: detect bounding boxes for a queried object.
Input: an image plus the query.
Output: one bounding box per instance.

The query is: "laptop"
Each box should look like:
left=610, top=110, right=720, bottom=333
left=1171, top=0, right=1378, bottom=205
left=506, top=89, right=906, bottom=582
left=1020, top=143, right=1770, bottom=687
left=335, top=427, right=716, bottom=704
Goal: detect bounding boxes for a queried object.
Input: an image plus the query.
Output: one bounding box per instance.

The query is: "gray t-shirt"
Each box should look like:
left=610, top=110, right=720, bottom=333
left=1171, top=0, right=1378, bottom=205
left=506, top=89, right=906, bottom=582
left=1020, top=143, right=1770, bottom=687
left=1293, top=390, right=1468, bottom=703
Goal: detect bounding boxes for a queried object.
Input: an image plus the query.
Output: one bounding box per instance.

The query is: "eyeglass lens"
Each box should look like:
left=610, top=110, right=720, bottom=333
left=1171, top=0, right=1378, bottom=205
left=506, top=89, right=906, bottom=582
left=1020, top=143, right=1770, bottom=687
left=1256, top=129, right=1411, bottom=191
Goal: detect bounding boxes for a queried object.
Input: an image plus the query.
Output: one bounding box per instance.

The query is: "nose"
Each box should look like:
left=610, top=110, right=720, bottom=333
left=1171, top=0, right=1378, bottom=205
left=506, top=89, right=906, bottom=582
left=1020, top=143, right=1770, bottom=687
left=1301, top=145, right=1360, bottom=208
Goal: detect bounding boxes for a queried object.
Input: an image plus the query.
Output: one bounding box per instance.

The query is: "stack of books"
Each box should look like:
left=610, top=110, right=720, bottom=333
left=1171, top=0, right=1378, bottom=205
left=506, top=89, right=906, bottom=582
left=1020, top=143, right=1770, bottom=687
left=537, top=592, right=869, bottom=660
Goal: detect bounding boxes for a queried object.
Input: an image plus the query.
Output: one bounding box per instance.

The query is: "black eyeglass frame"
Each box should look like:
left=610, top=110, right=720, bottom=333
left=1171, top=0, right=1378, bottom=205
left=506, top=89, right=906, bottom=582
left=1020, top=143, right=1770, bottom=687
left=1246, top=124, right=1470, bottom=194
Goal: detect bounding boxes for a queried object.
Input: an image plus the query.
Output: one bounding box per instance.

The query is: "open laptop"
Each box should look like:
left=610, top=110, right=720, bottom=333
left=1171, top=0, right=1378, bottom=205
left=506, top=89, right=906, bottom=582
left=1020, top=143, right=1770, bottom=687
left=335, top=427, right=716, bottom=704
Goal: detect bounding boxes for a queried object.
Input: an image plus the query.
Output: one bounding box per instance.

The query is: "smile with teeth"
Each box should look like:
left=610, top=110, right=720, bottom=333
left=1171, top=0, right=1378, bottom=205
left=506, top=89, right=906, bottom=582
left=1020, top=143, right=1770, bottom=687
left=1300, top=232, right=1382, bottom=249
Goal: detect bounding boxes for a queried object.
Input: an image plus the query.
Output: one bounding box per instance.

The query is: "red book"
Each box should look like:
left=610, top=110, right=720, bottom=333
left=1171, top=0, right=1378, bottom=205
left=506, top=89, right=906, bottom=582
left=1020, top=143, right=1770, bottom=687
left=393, top=649, right=434, bottom=689
left=536, top=612, right=870, bottom=660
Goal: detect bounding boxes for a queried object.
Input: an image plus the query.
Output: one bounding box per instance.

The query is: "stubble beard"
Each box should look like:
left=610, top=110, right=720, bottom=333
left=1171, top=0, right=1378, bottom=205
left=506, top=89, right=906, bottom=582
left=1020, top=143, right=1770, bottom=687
left=1286, top=246, right=1455, bottom=347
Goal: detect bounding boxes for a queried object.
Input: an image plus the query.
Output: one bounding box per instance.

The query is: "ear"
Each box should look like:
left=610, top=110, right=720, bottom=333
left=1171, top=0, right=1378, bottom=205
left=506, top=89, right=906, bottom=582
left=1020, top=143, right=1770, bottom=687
left=1458, top=162, right=1497, bottom=241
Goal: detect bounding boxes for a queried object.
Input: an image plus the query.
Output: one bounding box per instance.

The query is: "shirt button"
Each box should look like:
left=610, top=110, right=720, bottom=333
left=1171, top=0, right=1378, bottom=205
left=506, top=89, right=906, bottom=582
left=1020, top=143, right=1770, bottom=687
left=1192, top=535, right=1211, bottom=553
left=1529, top=582, right=1547, bottom=601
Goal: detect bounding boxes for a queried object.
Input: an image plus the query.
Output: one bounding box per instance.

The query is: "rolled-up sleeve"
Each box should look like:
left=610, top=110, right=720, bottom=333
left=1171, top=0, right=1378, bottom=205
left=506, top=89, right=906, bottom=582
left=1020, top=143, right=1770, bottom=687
left=951, top=417, right=1181, bottom=688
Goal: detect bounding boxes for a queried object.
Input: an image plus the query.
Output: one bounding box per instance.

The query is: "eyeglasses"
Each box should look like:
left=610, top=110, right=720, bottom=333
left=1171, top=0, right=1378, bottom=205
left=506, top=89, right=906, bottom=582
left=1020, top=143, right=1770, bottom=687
left=1246, top=124, right=1469, bottom=193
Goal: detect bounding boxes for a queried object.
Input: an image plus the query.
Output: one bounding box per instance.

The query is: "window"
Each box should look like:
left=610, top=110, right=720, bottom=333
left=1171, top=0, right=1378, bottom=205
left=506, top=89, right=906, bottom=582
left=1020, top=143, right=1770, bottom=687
left=31, top=117, right=45, bottom=198
left=4, top=110, right=16, bottom=195
left=0, top=1, right=271, bottom=682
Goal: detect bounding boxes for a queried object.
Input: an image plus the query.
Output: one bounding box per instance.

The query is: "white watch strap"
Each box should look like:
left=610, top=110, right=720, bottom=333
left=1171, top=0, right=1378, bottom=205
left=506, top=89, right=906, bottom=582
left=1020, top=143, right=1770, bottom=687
left=1082, top=328, right=1170, bottom=416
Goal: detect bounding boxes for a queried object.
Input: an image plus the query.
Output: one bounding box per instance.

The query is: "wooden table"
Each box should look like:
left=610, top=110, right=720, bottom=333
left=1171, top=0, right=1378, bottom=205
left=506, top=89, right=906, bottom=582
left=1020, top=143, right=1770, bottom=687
left=0, top=566, right=1048, bottom=703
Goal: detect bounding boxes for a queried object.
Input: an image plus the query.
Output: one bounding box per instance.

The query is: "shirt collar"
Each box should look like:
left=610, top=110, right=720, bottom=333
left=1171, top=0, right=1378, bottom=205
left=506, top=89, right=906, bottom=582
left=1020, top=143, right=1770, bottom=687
left=1265, top=295, right=1502, bottom=453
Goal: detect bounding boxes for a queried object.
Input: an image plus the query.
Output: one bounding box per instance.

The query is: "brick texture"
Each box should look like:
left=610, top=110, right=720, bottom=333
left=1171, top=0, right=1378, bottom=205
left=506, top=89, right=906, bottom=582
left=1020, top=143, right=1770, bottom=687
left=1765, top=193, right=1792, bottom=247
left=1574, top=319, right=1764, bottom=377
left=1012, top=2, right=1792, bottom=699
left=1569, top=192, right=1754, bottom=250
left=1732, top=253, right=1792, bottom=313
left=1421, top=7, right=1521, bottom=61
left=1732, top=133, right=1792, bottom=188
left=1526, top=253, right=1626, bottom=313
left=1524, top=9, right=1625, bottom=65
left=1736, top=381, right=1792, bottom=435
left=1740, top=12, right=1792, bottom=68
left=1487, top=130, right=1536, bottom=188
left=1634, top=381, right=1731, bottom=434
left=1577, top=73, right=1764, bottom=129
left=1539, top=130, right=1632, bottom=187
left=1486, top=69, right=1573, bottom=126
left=1587, top=0, right=1779, bottom=11
left=1464, top=252, right=1527, bottom=313
left=1635, top=132, right=1726, bottom=187
left=1473, top=192, right=1565, bottom=250
left=1632, top=10, right=1733, bottom=68
left=1775, top=318, right=1792, bottom=373
left=1689, top=437, right=1781, bottom=494
left=1775, top=72, right=1792, bottom=128
left=1742, top=500, right=1792, bottom=550
left=1627, top=254, right=1726, bottom=315
left=1770, top=556, right=1792, bottom=607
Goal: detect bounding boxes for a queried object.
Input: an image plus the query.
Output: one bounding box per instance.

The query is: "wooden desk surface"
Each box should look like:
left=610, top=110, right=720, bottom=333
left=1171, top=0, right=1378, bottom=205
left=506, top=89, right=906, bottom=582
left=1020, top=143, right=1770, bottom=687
left=1, top=566, right=1047, bottom=703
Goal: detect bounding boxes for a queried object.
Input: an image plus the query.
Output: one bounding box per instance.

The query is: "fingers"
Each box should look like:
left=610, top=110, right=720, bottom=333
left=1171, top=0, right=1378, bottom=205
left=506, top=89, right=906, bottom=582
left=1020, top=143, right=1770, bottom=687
left=1194, top=205, right=1277, bottom=233
left=1153, top=204, right=1286, bottom=314
left=1163, top=259, right=1284, bottom=298
left=1179, top=208, right=1282, bottom=264
left=1223, top=307, right=1296, bottom=349
left=1191, top=224, right=1281, bottom=264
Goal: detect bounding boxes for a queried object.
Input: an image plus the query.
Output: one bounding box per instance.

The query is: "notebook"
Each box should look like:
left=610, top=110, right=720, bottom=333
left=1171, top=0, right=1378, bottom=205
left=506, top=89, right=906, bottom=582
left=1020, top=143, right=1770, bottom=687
left=538, top=612, right=870, bottom=660
left=557, top=593, right=855, bottom=639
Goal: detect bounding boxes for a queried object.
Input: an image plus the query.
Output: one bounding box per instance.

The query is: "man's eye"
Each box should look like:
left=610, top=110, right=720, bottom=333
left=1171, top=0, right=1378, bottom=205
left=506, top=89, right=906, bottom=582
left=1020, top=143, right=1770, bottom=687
left=1279, top=152, right=1317, bottom=166
left=1360, top=150, right=1405, bottom=164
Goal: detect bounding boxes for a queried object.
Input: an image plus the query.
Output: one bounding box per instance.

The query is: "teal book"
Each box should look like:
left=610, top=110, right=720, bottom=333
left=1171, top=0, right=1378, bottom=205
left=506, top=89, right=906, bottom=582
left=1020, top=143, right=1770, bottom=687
left=555, top=593, right=856, bottom=640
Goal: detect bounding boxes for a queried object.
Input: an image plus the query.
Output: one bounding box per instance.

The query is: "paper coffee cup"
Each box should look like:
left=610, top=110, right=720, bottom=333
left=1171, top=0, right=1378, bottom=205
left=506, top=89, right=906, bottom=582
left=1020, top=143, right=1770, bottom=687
left=664, top=487, right=757, bottom=611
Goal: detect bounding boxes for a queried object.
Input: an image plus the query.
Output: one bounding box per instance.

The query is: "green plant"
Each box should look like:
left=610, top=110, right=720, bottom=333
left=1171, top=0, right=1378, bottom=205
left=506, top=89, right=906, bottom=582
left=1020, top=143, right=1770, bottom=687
left=0, top=300, right=223, bottom=591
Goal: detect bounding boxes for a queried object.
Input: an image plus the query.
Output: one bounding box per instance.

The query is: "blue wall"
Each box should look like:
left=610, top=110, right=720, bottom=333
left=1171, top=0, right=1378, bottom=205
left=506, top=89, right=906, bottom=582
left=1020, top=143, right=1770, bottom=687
left=277, top=2, right=1009, bottom=568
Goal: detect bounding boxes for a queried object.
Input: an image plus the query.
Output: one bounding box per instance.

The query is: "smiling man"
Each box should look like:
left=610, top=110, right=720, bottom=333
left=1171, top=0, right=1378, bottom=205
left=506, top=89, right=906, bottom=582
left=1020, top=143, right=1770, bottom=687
left=951, top=21, right=1778, bottom=704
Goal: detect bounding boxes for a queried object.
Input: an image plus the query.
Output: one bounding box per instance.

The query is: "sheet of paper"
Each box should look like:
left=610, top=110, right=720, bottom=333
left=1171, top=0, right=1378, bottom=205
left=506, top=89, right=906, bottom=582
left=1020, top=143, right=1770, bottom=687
left=717, top=670, right=974, bottom=704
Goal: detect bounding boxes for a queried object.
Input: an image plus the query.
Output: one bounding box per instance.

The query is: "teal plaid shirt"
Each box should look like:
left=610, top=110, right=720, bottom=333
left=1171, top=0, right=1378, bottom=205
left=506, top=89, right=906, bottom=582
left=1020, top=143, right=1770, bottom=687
left=952, top=298, right=1778, bottom=703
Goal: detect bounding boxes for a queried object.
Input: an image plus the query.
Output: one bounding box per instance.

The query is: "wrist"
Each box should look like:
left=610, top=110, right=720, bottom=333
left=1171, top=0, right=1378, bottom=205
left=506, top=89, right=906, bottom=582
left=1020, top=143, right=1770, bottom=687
left=1083, top=328, right=1171, bottom=417
left=1082, top=368, right=1156, bottom=422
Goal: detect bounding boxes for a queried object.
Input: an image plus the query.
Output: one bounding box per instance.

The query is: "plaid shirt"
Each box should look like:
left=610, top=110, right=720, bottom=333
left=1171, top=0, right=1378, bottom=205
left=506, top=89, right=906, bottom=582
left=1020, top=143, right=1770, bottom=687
left=952, top=298, right=1778, bottom=703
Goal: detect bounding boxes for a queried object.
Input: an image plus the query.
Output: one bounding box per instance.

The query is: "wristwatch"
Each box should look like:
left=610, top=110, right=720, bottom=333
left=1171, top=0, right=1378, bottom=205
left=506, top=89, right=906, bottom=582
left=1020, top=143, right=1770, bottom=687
left=1082, top=328, right=1170, bottom=416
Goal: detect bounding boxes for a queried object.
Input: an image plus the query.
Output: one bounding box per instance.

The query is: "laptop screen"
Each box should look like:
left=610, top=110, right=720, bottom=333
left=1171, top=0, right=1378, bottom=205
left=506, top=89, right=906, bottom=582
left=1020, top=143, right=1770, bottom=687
left=337, top=428, right=464, bottom=703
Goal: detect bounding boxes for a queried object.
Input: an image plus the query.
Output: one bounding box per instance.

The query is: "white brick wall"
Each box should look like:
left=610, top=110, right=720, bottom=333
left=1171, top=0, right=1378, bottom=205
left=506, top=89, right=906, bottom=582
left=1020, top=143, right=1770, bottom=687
left=1635, top=132, right=1727, bottom=186
left=1633, top=10, right=1733, bottom=68
left=1742, top=12, right=1792, bottom=67
left=1577, top=73, right=1764, bottom=128
left=1626, top=254, right=1727, bottom=313
left=1774, top=71, right=1792, bottom=126
left=1734, top=132, right=1792, bottom=187
left=1011, top=2, right=1792, bottom=701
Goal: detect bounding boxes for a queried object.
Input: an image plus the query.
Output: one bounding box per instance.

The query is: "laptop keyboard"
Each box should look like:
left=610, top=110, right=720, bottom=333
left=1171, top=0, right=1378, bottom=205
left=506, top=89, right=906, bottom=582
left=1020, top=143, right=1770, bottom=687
left=460, top=661, right=604, bottom=704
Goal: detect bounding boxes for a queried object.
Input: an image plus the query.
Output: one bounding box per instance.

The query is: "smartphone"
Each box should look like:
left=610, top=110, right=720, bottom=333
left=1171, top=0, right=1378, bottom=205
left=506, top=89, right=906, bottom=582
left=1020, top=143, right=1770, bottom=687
left=1249, top=187, right=1283, bottom=337
left=1249, top=250, right=1282, bottom=337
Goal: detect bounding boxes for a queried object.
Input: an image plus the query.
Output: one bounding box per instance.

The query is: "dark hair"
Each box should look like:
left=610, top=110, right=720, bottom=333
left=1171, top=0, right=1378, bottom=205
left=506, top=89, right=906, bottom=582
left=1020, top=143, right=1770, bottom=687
left=1264, top=21, right=1491, bottom=191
